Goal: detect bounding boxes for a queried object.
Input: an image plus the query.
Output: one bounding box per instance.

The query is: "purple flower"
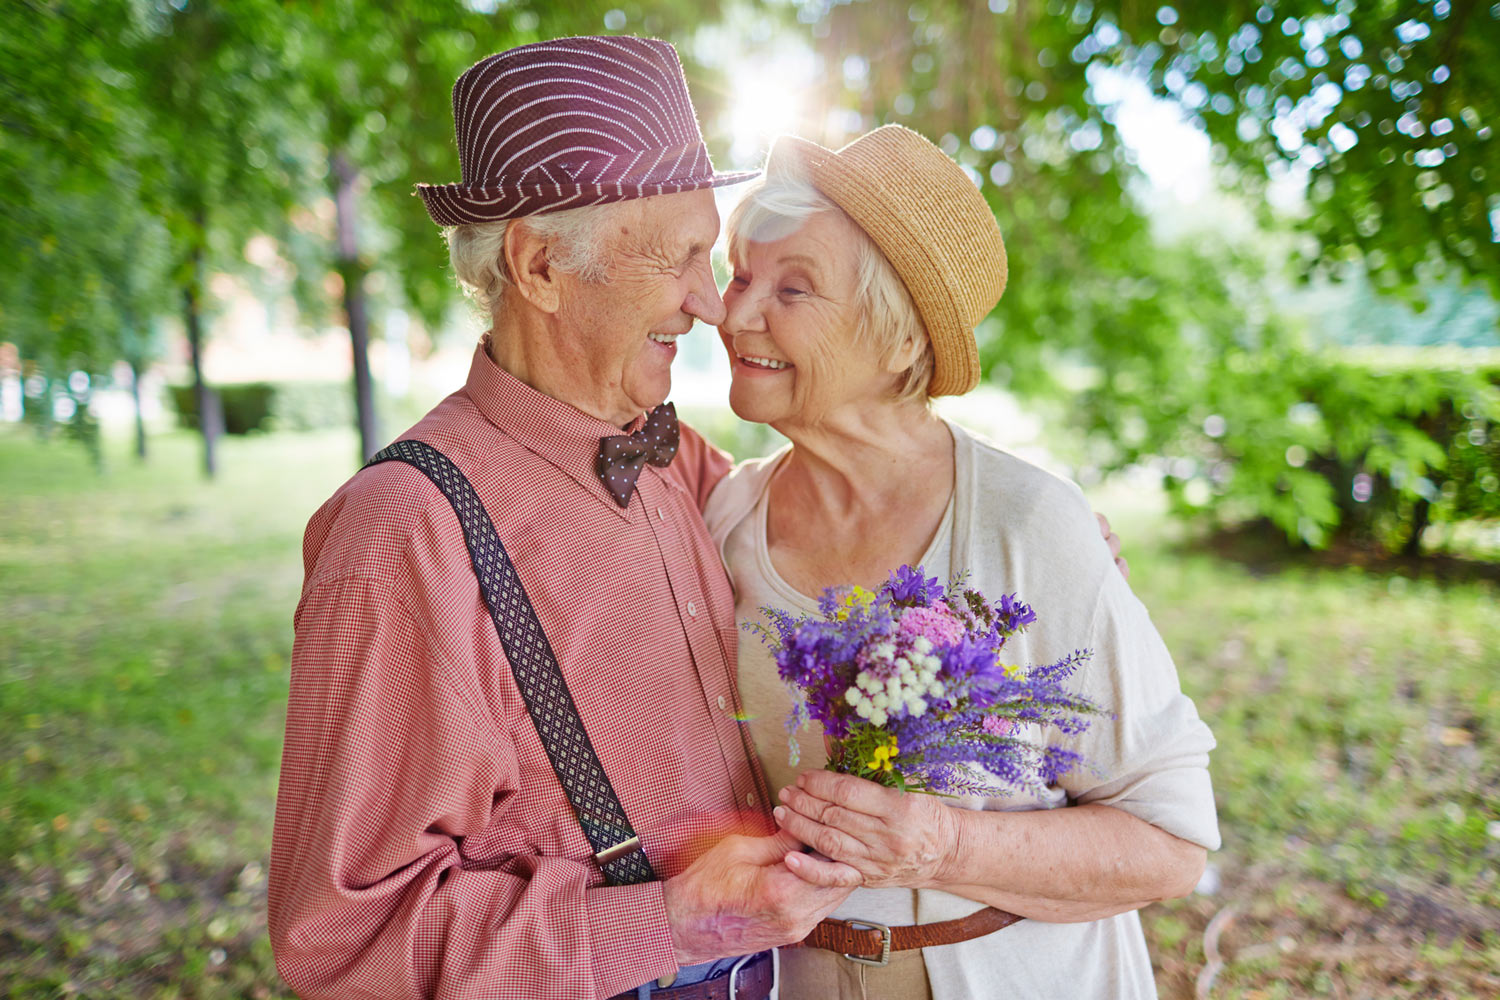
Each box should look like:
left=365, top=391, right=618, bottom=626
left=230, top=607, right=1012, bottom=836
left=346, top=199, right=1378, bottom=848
left=993, top=593, right=1037, bottom=634
left=759, top=568, right=1102, bottom=796
left=886, top=564, right=944, bottom=606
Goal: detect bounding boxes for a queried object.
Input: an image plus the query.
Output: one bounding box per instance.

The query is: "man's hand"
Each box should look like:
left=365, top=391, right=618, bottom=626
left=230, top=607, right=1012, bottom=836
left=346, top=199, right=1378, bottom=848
left=1096, top=512, right=1129, bottom=580
left=660, top=831, right=861, bottom=966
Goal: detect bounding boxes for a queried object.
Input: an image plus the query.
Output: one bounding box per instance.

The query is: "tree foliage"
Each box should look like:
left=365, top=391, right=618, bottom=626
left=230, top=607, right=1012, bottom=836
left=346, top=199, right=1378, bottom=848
left=1098, top=0, right=1499, bottom=298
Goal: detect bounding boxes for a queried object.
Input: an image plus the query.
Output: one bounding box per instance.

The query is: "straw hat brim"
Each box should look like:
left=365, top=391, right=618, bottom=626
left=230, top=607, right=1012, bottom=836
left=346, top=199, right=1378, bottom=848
left=770, top=132, right=1006, bottom=396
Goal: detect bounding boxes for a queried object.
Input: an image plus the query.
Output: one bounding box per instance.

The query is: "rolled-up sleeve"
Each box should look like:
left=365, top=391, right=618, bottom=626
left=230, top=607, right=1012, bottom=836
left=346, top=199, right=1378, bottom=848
left=268, top=575, right=674, bottom=1000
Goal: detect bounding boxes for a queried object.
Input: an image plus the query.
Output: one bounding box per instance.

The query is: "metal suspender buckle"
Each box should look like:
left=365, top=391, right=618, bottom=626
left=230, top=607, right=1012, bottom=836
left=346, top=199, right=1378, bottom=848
left=840, top=919, right=892, bottom=966
left=594, top=835, right=643, bottom=868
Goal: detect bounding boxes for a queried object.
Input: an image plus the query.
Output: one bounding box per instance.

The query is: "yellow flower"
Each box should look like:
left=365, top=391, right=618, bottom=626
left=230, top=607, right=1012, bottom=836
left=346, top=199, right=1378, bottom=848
left=834, top=586, right=876, bottom=621
left=868, top=735, right=900, bottom=772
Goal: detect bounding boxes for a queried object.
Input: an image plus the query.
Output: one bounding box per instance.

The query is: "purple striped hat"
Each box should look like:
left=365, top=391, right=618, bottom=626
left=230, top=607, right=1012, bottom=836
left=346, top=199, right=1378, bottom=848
left=417, top=36, right=756, bottom=226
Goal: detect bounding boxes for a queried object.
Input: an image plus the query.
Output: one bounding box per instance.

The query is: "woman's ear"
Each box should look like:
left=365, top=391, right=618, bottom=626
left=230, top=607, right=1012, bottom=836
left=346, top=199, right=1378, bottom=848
left=503, top=221, right=562, bottom=314
left=884, top=328, right=926, bottom=375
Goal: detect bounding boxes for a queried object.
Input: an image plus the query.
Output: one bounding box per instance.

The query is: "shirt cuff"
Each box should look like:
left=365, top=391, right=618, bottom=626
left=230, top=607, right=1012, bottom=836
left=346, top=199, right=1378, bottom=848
left=586, top=880, right=677, bottom=998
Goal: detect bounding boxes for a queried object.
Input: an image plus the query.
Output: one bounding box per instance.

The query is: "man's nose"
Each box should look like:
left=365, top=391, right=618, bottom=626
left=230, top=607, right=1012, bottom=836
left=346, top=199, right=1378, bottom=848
left=684, top=259, right=727, bottom=326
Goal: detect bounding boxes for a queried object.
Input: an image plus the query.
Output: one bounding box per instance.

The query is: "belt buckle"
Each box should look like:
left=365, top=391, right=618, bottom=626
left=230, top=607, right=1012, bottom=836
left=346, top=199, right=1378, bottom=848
left=840, top=918, right=892, bottom=967
left=726, top=952, right=753, bottom=999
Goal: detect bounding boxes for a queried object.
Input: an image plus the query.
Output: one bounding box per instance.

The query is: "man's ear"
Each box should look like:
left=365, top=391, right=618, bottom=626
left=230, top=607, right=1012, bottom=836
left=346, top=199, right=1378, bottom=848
left=503, top=221, right=562, bottom=314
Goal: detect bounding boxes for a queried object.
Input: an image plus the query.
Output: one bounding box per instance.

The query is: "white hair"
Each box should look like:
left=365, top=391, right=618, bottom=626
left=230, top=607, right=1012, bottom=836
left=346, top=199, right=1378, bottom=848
left=445, top=202, right=622, bottom=316
left=725, top=165, right=934, bottom=402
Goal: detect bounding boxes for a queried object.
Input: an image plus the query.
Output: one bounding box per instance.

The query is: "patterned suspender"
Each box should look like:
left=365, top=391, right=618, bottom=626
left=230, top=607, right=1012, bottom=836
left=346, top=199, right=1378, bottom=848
left=367, top=439, right=657, bottom=887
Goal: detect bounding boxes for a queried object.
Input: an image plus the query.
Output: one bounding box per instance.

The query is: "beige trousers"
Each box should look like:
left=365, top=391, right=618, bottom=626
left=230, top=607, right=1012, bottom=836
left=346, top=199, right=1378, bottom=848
left=778, top=946, right=933, bottom=1000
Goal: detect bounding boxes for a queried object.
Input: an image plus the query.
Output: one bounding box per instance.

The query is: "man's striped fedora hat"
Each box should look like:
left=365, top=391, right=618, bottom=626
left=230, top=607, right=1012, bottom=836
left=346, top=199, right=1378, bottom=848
left=417, top=35, right=756, bottom=226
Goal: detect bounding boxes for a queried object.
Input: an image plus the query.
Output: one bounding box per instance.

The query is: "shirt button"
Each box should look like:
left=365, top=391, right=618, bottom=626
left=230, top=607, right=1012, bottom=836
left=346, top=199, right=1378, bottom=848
left=717, top=695, right=727, bottom=710
left=746, top=793, right=756, bottom=807
left=686, top=601, right=697, bottom=617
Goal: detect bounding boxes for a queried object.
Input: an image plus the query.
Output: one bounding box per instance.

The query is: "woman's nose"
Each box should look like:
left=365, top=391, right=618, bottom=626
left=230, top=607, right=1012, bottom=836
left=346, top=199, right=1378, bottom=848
left=720, top=282, right=764, bottom=334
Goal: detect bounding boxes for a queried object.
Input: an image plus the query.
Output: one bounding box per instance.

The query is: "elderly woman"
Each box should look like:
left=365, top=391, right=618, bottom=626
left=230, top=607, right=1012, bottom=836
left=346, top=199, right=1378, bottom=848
left=702, top=125, right=1220, bottom=999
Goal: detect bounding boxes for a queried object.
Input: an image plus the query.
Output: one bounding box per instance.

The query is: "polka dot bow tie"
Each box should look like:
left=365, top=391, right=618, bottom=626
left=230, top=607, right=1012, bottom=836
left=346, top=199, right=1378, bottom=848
left=594, top=403, right=680, bottom=507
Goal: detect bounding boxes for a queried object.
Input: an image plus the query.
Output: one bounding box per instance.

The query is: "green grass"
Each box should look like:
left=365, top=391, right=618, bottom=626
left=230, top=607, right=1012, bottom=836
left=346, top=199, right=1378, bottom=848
left=2, top=425, right=1497, bottom=998
left=1, top=427, right=358, bottom=998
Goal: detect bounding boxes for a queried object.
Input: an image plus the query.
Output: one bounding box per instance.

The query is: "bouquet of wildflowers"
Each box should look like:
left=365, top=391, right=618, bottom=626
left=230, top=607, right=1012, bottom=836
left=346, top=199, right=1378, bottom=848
left=750, top=565, right=1105, bottom=796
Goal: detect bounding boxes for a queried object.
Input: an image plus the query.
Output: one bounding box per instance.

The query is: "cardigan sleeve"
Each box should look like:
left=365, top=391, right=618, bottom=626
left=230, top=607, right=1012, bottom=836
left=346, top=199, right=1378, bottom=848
left=963, top=429, right=1220, bottom=852
left=1062, top=577, right=1222, bottom=851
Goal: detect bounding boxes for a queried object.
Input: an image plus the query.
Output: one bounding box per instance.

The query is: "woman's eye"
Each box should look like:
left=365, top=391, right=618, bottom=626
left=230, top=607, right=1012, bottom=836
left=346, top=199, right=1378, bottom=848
left=780, top=286, right=806, bottom=298
left=728, top=274, right=749, bottom=287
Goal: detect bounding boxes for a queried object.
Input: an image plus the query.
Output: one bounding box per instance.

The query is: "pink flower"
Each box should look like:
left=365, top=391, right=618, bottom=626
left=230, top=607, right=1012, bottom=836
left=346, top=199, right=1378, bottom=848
left=896, top=605, right=965, bottom=649
left=982, top=715, right=1014, bottom=738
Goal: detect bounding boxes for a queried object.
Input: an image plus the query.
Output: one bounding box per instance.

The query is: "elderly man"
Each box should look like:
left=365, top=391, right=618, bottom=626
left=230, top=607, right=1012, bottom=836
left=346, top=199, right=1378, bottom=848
left=268, top=37, right=861, bottom=1000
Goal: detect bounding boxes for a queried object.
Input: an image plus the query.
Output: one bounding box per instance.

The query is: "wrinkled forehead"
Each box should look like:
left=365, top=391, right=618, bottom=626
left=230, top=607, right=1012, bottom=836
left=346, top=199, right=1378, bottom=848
left=622, top=188, right=722, bottom=252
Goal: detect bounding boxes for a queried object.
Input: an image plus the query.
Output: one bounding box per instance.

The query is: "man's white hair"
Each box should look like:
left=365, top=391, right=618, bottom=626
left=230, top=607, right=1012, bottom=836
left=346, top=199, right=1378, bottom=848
left=446, top=202, right=621, bottom=316
left=725, top=165, right=934, bottom=402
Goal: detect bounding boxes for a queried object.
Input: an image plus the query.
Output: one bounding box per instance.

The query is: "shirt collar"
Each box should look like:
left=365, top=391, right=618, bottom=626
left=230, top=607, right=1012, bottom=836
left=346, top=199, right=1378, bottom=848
left=462, top=339, right=649, bottom=518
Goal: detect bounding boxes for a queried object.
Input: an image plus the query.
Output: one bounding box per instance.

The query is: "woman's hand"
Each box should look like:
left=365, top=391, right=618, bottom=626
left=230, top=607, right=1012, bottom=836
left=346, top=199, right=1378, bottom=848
left=773, top=770, right=961, bottom=890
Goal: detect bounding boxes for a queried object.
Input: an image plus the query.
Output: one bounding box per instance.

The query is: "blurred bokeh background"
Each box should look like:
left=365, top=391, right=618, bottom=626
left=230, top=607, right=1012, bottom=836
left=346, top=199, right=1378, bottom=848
left=2, top=1, right=1497, bottom=997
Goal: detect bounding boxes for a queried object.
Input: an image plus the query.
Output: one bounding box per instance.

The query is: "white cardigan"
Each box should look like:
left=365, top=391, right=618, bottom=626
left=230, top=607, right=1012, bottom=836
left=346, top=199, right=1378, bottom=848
left=703, top=419, right=1220, bottom=1000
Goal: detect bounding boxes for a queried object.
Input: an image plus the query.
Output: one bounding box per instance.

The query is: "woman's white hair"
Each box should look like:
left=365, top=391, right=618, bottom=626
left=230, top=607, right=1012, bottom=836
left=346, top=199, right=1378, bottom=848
left=445, top=202, right=621, bottom=316
left=724, top=164, right=934, bottom=402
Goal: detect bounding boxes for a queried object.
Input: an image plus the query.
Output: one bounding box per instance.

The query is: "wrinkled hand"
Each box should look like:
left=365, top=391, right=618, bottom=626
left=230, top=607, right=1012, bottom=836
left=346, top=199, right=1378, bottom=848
left=1096, top=512, right=1130, bottom=580
left=661, top=830, right=862, bottom=966
left=773, top=771, right=960, bottom=890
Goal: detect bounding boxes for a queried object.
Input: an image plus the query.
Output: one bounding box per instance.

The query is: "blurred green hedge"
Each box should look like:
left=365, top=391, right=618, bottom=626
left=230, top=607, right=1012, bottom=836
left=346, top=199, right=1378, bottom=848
left=168, top=381, right=353, bottom=435
left=1094, top=349, right=1500, bottom=553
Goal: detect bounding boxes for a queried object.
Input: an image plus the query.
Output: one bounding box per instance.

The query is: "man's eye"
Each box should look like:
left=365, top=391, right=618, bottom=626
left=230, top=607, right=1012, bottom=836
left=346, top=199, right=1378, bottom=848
left=729, top=274, right=749, bottom=287
left=781, top=287, right=806, bottom=297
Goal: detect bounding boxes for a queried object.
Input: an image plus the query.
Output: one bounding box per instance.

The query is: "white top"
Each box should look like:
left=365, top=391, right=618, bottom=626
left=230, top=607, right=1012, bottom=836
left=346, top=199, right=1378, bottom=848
left=704, top=419, right=1220, bottom=1000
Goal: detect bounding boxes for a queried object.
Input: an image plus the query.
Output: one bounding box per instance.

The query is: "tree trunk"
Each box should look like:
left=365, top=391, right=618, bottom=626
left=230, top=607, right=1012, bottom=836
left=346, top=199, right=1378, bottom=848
left=129, top=357, right=148, bottom=461
left=184, top=245, right=219, bottom=479
left=1403, top=498, right=1432, bottom=558
left=332, top=148, right=379, bottom=462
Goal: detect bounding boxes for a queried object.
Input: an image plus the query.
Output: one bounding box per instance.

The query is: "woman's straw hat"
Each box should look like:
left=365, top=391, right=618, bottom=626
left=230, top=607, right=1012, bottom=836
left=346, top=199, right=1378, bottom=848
left=768, top=125, right=1007, bottom=396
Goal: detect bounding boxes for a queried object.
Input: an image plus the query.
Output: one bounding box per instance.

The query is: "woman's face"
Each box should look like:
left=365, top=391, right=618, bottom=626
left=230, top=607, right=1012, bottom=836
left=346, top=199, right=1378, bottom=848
left=719, top=209, right=899, bottom=429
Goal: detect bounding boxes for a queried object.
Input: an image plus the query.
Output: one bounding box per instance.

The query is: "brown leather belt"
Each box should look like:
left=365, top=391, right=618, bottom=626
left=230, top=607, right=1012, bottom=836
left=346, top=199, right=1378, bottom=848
left=791, top=907, right=1022, bottom=966
left=607, top=951, right=774, bottom=1000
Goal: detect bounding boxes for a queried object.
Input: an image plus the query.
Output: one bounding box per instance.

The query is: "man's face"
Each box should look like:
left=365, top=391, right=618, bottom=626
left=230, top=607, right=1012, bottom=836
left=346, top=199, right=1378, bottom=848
left=554, top=189, right=726, bottom=425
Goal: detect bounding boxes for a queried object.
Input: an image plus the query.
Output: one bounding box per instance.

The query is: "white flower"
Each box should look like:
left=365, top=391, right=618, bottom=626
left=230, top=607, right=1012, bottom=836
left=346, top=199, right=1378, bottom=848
left=909, top=699, right=928, bottom=717
left=870, top=708, right=888, bottom=726
left=845, top=687, right=863, bottom=706
left=856, top=700, right=874, bottom=719
left=928, top=681, right=945, bottom=698
left=873, top=692, right=890, bottom=710
left=912, top=637, right=933, bottom=655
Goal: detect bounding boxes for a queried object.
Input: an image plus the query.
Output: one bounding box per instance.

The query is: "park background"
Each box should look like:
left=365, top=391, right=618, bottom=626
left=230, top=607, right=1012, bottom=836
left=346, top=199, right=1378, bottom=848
left=2, top=0, right=1498, bottom=996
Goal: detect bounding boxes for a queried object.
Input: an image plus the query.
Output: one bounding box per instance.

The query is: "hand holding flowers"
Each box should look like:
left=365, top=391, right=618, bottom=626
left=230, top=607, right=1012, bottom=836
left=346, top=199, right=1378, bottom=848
left=774, top=769, right=961, bottom=889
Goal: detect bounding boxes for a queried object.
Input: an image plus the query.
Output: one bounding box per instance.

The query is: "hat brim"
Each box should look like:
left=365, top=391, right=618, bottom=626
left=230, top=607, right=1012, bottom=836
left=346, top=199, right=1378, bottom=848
left=767, top=134, right=991, bottom=397
left=417, top=169, right=760, bottom=226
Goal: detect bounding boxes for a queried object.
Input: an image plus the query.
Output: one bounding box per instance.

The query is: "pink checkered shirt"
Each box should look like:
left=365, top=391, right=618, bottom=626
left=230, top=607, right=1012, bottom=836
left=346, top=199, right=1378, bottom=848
left=269, top=344, right=772, bottom=999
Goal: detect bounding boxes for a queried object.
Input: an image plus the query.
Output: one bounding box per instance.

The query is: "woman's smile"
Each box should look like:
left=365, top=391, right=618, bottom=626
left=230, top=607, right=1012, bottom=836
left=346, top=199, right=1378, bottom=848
left=736, top=353, right=795, bottom=372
